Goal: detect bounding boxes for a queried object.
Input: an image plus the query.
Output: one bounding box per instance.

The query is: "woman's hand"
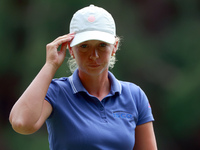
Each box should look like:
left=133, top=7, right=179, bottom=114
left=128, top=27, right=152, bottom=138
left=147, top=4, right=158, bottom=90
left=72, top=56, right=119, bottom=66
left=46, top=33, right=74, bottom=70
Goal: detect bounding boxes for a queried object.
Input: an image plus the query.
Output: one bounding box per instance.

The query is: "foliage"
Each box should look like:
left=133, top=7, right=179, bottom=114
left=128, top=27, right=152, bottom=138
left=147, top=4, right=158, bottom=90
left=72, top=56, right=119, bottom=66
left=1, top=0, right=200, bottom=149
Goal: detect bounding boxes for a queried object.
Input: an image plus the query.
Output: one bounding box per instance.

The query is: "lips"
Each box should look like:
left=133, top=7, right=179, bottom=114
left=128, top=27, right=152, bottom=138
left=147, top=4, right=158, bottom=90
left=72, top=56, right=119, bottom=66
left=88, top=63, right=101, bottom=68
left=88, top=64, right=100, bottom=67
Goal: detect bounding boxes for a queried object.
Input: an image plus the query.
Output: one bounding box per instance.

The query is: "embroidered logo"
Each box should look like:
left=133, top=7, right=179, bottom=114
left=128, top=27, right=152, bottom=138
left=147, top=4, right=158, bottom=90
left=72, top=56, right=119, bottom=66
left=113, top=111, right=134, bottom=120
left=88, top=15, right=95, bottom=22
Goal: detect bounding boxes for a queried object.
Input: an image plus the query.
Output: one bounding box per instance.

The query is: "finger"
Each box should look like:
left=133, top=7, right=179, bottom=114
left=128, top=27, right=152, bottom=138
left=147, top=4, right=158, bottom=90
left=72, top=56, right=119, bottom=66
left=60, top=42, right=68, bottom=53
left=53, top=33, right=75, bottom=43
left=67, top=42, right=71, bottom=50
left=53, top=34, right=75, bottom=49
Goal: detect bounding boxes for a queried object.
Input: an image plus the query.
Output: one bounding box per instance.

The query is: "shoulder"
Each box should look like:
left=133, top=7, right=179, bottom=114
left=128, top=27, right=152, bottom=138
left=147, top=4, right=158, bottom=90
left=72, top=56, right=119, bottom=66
left=119, top=80, right=142, bottom=93
left=50, top=77, right=69, bottom=87
left=47, top=77, right=71, bottom=95
left=116, top=80, right=154, bottom=125
left=45, top=77, right=72, bottom=108
left=52, top=77, right=68, bottom=83
left=108, top=72, right=142, bottom=96
left=118, top=80, right=148, bottom=105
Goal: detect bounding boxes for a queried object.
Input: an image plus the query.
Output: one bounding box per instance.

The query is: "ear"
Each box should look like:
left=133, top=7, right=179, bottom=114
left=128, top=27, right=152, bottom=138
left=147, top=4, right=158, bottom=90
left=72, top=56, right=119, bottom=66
left=68, top=43, right=75, bottom=58
left=112, top=40, right=119, bottom=56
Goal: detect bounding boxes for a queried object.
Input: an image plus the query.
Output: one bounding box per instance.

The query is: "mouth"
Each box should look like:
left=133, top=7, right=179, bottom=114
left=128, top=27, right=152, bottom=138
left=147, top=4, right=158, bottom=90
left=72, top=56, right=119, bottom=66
left=88, top=63, right=101, bottom=68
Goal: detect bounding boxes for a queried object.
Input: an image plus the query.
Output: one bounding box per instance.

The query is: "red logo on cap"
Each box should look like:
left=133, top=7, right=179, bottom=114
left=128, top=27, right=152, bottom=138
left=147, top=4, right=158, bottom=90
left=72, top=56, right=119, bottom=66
left=88, top=16, right=95, bottom=22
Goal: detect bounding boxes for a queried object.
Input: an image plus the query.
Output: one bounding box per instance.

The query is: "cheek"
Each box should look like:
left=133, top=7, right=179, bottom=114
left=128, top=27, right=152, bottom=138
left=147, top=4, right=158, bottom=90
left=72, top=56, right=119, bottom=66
left=74, top=55, right=82, bottom=65
left=74, top=53, right=87, bottom=67
left=101, top=52, right=112, bottom=64
left=105, top=50, right=112, bottom=58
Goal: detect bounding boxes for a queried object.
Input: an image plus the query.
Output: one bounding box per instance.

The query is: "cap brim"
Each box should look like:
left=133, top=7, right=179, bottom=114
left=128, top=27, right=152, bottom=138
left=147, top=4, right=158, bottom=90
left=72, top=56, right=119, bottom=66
left=70, top=31, right=115, bottom=47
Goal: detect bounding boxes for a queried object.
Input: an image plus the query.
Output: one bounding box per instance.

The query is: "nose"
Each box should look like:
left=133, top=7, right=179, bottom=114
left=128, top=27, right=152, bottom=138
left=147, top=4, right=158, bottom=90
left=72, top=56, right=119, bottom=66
left=89, top=49, right=99, bottom=60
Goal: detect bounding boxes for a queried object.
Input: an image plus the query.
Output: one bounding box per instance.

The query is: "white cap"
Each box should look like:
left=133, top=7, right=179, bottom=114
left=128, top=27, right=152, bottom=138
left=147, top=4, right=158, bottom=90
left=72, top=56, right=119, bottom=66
left=70, top=4, right=116, bottom=47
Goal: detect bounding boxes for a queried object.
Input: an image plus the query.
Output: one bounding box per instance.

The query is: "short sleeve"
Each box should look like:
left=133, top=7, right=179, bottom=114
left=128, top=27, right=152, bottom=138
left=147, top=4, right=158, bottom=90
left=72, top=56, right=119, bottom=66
left=45, top=80, right=59, bottom=117
left=136, top=87, right=154, bottom=126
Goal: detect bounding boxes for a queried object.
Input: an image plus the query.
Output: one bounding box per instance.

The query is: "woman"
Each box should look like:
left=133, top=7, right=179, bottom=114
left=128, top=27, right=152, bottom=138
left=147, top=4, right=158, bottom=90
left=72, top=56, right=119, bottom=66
left=9, top=4, right=157, bottom=150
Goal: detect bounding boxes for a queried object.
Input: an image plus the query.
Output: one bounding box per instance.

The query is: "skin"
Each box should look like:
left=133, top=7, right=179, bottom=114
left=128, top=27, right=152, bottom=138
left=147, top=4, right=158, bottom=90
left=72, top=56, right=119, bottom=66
left=133, top=122, right=157, bottom=150
left=68, top=40, right=118, bottom=100
left=9, top=34, right=74, bottom=134
left=9, top=33, right=157, bottom=149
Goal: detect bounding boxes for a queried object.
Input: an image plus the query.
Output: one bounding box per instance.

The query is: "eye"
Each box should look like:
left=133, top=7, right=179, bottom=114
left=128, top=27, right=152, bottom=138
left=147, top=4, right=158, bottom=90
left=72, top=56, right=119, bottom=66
left=78, top=43, right=88, bottom=52
left=99, top=43, right=107, bottom=47
left=80, top=44, right=88, bottom=48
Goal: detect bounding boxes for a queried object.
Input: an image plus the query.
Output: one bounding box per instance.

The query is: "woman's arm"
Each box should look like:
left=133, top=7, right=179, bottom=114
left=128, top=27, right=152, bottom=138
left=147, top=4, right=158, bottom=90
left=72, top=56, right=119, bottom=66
left=9, top=63, right=56, bottom=134
left=133, top=122, right=157, bottom=150
left=9, top=34, right=74, bottom=135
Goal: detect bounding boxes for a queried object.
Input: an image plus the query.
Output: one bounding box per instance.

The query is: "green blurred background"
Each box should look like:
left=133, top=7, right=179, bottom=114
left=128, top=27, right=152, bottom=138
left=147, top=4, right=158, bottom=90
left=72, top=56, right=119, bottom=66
left=1, top=0, right=200, bottom=149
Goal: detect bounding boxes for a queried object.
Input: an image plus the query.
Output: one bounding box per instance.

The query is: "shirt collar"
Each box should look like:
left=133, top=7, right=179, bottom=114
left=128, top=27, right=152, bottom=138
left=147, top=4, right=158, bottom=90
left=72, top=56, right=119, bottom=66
left=69, top=69, right=122, bottom=95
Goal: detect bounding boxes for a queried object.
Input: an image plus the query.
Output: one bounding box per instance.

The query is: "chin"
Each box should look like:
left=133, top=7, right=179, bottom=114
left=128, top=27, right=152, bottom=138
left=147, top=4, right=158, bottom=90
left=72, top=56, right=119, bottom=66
left=80, top=67, right=108, bottom=77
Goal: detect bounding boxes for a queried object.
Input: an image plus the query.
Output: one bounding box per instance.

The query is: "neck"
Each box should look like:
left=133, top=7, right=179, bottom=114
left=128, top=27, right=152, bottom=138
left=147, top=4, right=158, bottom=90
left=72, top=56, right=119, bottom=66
left=78, top=70, right=110, bottom=101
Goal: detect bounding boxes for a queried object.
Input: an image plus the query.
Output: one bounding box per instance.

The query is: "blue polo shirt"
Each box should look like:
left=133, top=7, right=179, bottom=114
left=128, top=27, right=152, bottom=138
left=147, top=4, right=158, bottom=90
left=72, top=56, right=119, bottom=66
left=45, top=69, right=154, bottom=150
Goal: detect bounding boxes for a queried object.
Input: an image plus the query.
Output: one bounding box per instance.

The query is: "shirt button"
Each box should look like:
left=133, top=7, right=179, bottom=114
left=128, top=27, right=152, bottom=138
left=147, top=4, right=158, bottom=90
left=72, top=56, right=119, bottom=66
left=103, top=119, right=107, bottom=123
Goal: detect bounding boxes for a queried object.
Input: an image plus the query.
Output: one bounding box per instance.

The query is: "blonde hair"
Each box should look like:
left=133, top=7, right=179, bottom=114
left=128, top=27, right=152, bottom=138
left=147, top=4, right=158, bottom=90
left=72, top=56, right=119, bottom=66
left=67, top=36, right=121, bottom=73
